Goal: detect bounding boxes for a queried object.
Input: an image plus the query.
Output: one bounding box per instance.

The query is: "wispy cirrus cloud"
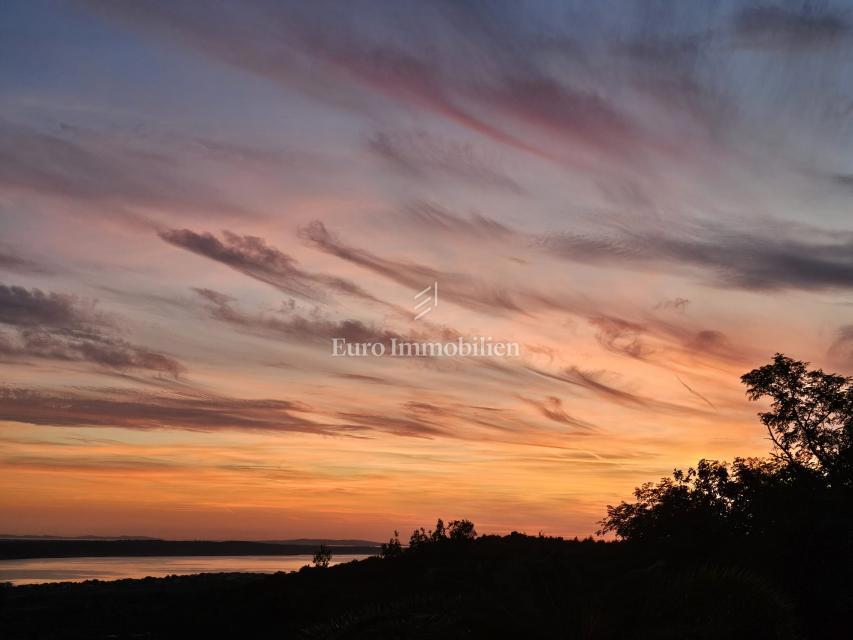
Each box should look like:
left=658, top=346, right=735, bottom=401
left=585, top=312, right=747, bottom=366
left=519, top=396, right=596, bottom=432
left=299, top=220, right=583, bottom=316
left=368, top=131, right=524, bottom=193
left=525, top=364, right=711, bottom=417
left=0, top=248, right=49, bottom=275
left=79, top=1, right=647, bottom=166
left=0, top=121, right=253, bottom=226
left=395, top=201, right=516, bottom=241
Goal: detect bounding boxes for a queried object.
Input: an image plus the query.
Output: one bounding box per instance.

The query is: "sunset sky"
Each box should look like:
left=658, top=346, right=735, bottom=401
left=1, top=0, right=852, bottom=540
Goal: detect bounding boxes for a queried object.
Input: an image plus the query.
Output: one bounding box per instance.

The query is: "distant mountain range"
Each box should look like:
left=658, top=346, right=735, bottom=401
left=0, top=538, right=381, bottom=560
left=0, top=534, right=160, bottom=541
left=261, top=539, right=381, bottom=547
left=0, top=535, right=380, bottom=546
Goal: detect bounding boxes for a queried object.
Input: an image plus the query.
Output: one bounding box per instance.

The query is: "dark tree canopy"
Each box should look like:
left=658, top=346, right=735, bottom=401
left=447, top=519, right=477, bottom=541
left=599, top=354, right=853, bottom=541
left=741, top=353, right=852, bottom=482
left=407, top=518, right=478, bottom=550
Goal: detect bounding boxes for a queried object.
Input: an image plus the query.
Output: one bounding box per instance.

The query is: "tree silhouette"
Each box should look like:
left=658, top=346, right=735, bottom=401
left=599, top=354, right=853, bottom=541
left=408, top=526, right=430, bottom=550
left=431, top=518, right=447, bottom=542
left=447, top=519, right=477, bottom=540
left=380, top=530, right=402, bottom=558
left=312, top=544, right=332, bottom=568
left=741, top=353, right=852, bottom=483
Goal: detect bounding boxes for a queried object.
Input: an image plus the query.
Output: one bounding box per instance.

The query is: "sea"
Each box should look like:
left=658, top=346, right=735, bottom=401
left=0, top=554, right=372, bottom=585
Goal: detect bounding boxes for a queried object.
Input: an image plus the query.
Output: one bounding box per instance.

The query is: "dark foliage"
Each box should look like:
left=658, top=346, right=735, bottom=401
left=407, top=518, right=477, bottom=550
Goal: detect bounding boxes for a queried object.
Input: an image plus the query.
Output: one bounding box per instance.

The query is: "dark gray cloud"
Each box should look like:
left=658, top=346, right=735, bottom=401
left=0, top=386, right=348, bottom=435
left=350, top=199, right=853, bottom=296
left=0, top=283, right=183, bottom=375
left=0, top=284, right=96, bottom=329
left=162, top=229, right=323, bottom=299
left=193, top=287, right=416, bottom=349
left=160, top=228, right=387, bottom=306
left=0, top=329, right=184, bottom=376
left=541, top=222, right=853, bottom=291
left=833, top=174, right=853, bottom=191
left=733, top=5, right=849, bottom=48
left=1, top=382, right=543, bottom=441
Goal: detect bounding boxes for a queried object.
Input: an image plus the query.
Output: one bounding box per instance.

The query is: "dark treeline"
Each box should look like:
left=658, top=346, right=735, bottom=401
left=1, top=354, right=850, bottom=639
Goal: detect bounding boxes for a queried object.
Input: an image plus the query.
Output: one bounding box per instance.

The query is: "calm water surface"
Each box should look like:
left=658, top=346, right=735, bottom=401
left=0, top=554, right=371, bottom=585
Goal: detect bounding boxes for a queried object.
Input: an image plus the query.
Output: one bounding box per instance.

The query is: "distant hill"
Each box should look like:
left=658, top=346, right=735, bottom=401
left=0, top=539, right=380, bottom=560
left=0, top=535, right=161, bottom=541
left=262, top=539, right=381, bottom=547
left=0, top=535, right=379, bottom=546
